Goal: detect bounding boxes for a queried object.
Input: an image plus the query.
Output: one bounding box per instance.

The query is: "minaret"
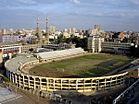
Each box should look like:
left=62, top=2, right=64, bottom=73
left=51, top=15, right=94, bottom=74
left=36, top=17, right=40, bottom=36
left=45, top=16, right=49, bottom=44
left=36, top=17, right=42, bottom=44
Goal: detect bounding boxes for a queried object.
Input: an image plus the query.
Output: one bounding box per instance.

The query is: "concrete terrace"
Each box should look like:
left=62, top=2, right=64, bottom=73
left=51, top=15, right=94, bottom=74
left=5, top=54, right=37, bottom=72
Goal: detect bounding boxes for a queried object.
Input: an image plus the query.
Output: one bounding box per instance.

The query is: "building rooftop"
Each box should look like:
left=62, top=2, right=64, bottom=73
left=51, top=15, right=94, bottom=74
left=0, top=43, right=21, bottom=48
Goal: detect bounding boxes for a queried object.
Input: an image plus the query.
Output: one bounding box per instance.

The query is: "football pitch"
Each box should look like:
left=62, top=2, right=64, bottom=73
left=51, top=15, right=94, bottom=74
left=29, top=53, right=131, bottom=78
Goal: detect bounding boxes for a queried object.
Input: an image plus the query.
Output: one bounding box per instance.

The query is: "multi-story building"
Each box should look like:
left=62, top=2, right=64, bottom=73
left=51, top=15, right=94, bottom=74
left=49, top=26, right=56, bottom=34
left=71, top=27, right=77, bottom=34
left=68, top=28, right=72, bottom=34
left=87, top=25, right=132, bottom=54
left=89, top=25, right=102, bottom=36
left=21, top=44, right=42, bottom=53
left=88, top=25, right=105, bottom=53
left=0, top=28, right=15, bottom=35
left=1, top=29, right=7, bottom=35
left=0, top=43, right=22, bottom=63
left=118, top=32, right=126, bottom=41
left=101, top=42, right=131, bottom=54
left=0, top=35, right=22, bottom=43
left=88, top=36, right=131, bottom=54
left=88, top=35, right=104, bottom=53
left=63, top=32, right=71, bottom=38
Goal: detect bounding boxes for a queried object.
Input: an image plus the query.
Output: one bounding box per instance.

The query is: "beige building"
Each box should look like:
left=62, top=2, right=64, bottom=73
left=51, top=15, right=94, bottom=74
left=49, top=26, right=56, bottom=34
left=21, top=44, right=41, bottom=53
left=63, top=32, right=71, bottom=38
left=88, top=36, right=104, bottom=53
left=118, top=32, right=126, bottom=41
left=88, top=25, right=105, bottom=53
left=89, top=25, right=102, bottom=36
left=101, top=42, right=131, bottom=54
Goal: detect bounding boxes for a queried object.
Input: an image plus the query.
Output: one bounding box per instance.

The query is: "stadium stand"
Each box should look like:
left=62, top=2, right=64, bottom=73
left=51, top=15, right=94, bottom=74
left=5, top=54, right=38, bottom=72
left=34, top=48, right=85, bottom=61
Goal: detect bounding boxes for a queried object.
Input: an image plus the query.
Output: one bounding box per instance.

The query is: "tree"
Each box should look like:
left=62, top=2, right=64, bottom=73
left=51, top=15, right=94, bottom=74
left=57, top=34, right=66, bottom=43
left=66, top=36, right=87, bottom=49
left=29, top=48, right=34, bottom=52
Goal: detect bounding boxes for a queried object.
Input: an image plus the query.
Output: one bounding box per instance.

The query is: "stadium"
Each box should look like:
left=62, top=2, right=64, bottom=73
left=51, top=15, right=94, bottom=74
left=4, top=47, right=133, bottom=98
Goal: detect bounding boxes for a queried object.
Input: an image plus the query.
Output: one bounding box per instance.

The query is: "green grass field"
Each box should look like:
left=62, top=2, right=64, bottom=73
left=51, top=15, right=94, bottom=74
left=29, top=53, right=132, bottom=78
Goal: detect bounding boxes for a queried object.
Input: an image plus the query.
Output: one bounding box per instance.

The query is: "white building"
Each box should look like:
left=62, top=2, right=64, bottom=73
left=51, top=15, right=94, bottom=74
left=63, top=32, right=71, bottom=38
left=49, top=26, right=56, bottom=34
left=88, top=35, right=104, bottom=53
left=1, top=29, right=7, bottom=35
left=0, top=35, right=22, bottom=43
left=73, top=32, right=84, bottom=38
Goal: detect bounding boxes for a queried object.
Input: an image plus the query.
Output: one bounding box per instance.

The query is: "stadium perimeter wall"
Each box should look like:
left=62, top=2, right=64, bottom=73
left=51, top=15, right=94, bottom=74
left=6, top=60, right=128, bottom=95
left=9, top=71, right=128, bottom=95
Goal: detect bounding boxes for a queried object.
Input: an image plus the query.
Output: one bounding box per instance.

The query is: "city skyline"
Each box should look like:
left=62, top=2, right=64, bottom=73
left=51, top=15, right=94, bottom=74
left=0, top=0, right=139, bottom=31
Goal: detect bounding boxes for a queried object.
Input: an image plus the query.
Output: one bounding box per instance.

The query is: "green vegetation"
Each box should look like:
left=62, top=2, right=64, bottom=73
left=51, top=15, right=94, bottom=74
left=12, top=54, right=17, bottom=58
left=2, top=76, right=9, bottom=82
left=30, top=53, right=132, bottom=78
left=0, top=74, right=9, bottom=82
left=55, top=34, right=87, bottom=50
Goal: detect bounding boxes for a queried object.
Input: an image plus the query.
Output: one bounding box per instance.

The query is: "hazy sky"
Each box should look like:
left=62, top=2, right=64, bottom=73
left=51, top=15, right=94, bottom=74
left=0, top=0, right=139, bottom=31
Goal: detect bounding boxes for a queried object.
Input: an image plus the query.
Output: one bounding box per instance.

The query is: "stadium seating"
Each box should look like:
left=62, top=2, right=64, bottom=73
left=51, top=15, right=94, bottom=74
left=5, top=54, right=37, bottom=72
left=35, top=48, right=85, bottom=61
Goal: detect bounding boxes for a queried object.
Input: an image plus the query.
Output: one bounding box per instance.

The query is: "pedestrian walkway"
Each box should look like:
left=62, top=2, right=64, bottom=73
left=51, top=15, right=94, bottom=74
left=0, top=86, right=22, bottom=104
